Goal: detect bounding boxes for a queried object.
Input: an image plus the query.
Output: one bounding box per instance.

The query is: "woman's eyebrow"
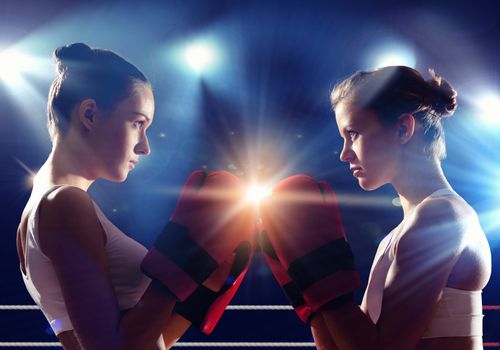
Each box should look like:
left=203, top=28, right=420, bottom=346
left=133, top=112, right=151, bottom=122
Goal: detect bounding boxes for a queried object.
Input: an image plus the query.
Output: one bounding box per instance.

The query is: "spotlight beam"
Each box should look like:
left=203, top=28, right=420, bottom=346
left=184, top=41, right=217, bottom=73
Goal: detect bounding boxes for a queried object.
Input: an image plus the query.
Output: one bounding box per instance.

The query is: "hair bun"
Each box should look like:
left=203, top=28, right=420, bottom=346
left=425, top=69, right=458, bottom=117
left=53, top=43, right=93, bottom=74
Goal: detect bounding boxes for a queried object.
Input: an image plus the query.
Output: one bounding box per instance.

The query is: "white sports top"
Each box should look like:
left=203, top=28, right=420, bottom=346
left=20, top=185, right=151, bottom=335
left=361, top=188, right=484, bottom=339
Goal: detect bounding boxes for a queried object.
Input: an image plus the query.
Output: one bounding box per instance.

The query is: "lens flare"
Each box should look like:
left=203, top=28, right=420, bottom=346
left=246, top=185, right=272, bottom=204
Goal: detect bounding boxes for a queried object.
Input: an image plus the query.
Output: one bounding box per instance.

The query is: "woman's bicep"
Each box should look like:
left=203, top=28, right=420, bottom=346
left=39, top=187, right=122, bottom=349
left=377, top=200, right=464, bottom=349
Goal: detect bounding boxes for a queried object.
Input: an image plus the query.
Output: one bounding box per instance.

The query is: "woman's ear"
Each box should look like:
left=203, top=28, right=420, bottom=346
left=77, top=99, right=97, bottom=131
left=397, top=113, right=416, bottom=144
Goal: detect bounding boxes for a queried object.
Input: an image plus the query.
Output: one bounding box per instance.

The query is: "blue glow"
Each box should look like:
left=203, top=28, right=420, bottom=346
left=476, top=92, right=500, bottom=127
left=166, top=37, right=223, bottom=77
left=0, top=48, right=30, bottom=83
left=185, top=41, right=218, bottom=73
left=364, top=40, right=417, bottom=69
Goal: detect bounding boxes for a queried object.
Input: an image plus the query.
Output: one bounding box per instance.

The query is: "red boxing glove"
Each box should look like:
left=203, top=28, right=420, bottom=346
left=259, top=229, right=313, bottom=323
left=260, top=174, right=360, bottom=311
left=141, top=170, right=255, bottom=301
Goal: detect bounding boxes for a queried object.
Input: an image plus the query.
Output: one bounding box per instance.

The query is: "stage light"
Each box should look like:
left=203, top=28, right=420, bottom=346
left=365, top=41, right=416, bottom=69
left=184, top=41, right=217, bottom=73
left=476, top=92, right=500, bottom=126
left=374, top=52, right=415, bottom=68
left=0, top=48, right=31, bottom=83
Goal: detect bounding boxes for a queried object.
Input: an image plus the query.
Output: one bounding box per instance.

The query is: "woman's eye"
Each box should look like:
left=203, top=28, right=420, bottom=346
left=134, top=120, right=145, bottom=128
left=348, top=131, right=359, bottom=140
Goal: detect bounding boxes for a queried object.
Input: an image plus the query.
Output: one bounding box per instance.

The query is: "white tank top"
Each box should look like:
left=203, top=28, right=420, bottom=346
left=361, top=188, right=484, bottom=338
left=21, top=185, right=151, bottom=335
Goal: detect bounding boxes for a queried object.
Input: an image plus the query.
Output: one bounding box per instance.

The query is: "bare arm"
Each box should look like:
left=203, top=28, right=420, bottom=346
left=319, top=198, right=465, bottom=350
left=39, top=187, right=177, bottom=350
left=162, top=313, right=192, bottom=349
left=311, top=314, right=340, bottom=350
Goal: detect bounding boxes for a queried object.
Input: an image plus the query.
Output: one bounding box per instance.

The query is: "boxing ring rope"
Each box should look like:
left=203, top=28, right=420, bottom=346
left=1, top=305, right=499, bottom=348
left=2, top=303, right=500, bottom=311
left=0, top=342, right=317, bottom=347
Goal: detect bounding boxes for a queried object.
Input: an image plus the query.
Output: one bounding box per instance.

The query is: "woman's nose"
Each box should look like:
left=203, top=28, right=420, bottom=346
left=339, top=142, right=354, bottom=162
left=135, top=134, right=151, bottom=156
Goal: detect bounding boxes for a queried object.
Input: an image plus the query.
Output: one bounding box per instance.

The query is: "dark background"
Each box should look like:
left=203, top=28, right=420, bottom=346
left=1, top=0, right=499, bottom=347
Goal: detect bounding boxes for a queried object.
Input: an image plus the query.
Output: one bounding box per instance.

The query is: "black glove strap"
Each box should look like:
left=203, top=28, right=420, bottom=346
left=174, top=285, right=218, bottom=328
left=174, top=241, right=252, bottom=328
left=288, top=239, right=355, bottom=292
left=154, top=221, right=219, bottom=283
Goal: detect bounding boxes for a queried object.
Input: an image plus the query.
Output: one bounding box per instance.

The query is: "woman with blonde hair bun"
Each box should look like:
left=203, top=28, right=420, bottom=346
left=260, top=65, right=491, bottom=350
left=311, top=66, right=492, bottom=349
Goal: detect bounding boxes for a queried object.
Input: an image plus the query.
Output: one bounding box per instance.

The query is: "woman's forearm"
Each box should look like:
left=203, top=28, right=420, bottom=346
left=311, top=314, right=340, bottom=350
left=321, top=301, right=380, bottom=350
left=119, top=281, right=177, bottom=350
left=162, top=313, right=192, bottom=349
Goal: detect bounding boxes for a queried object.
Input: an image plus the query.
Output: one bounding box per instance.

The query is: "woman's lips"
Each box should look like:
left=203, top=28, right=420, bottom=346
left=350, top=166, right=363, bottom=177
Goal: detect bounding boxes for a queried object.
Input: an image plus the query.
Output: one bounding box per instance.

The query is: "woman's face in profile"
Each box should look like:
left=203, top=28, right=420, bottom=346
left=335, top=99, right=401, bottom=191
left=90, top=84, right=155, bottom=182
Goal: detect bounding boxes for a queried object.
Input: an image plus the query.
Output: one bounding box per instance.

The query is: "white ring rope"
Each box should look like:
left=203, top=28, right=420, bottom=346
left=0, top=342, right=498, bottom=348
left=1, top=305, right=498, bottom=348
left=3, top=304, right=499, bottom=311
left=173, top=342, right=316, bottom=347
left=0, top=305, right=40, bottom=310
left=0, top=343, right=62, bottom=347
left=0, top=305, right=295, bottom=311
left=227, top=305, right=293, bottom=310
left=0, top=342, right=317, bottom=347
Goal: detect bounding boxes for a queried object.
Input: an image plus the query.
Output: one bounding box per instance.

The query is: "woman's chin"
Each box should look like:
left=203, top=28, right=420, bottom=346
left=116, top=172, right=129, bottom=183
left=358, top=178, right=381, bottom=191
left=105, top=170, right=129, bottom=183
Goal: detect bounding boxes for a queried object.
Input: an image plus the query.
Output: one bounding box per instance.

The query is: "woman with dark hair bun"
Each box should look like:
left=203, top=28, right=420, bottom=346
left=15, top=43, right=248, bottom=349
left=309, top=66, right=492, bottom=349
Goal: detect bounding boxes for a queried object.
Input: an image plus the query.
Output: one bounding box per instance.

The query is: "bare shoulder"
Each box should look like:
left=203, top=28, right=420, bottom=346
left=396, top=196, right=469, bottom=260
left=38, top=186, right=106, bottom=258
left=417, top=194, right=469, bottom=222
left=426, top=195, right=493, bottom=289
left=423, top=194, right=482, bottom=238
left=42, top=185, right=93, bottom=215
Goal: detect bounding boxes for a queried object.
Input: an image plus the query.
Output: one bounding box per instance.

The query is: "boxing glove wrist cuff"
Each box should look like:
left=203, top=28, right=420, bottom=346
left=175, top=241, right=253, bottom=334
left=260, top=233, right=314, bottom=324
left=151, top=279, right=177, bottom=300
left=154, top=221, right=219, bottom=283
left=141, top=221, right=219, bottom=301
left=175, top=285, right=218, bottom=328
left=287, top=238, right=356, bottom=292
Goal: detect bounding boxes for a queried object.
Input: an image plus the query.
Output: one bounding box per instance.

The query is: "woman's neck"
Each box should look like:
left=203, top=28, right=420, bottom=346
left=392, top=154, right=451, bottom=219
left=35, top=136, right=95, bottom=191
